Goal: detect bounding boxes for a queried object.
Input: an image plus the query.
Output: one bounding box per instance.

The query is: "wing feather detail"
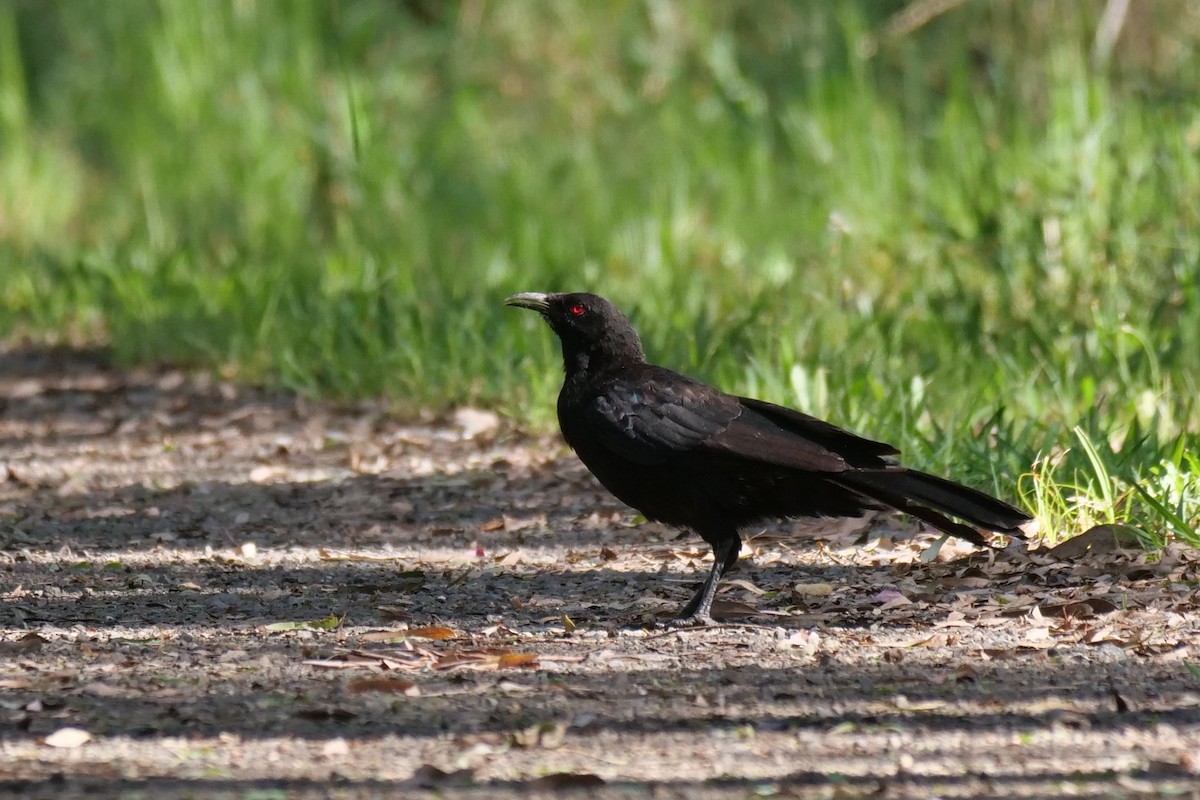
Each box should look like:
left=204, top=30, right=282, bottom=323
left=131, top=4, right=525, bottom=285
left=586, top=377, right=739, bottom=465
left=581, top=370, right=890, bottom=473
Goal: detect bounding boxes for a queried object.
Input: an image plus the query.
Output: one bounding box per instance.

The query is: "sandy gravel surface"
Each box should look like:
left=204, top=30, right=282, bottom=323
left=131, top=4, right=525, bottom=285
left=2, top=344, right=1200, bottom=799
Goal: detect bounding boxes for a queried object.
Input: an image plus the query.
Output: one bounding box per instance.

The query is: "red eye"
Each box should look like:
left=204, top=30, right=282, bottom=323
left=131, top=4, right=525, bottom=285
left=569, top=304, right=586, bottom=316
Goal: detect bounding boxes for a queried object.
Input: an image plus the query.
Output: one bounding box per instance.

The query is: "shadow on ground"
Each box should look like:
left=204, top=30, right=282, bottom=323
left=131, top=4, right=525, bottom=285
left=2, top=343, right=1199, bottom=797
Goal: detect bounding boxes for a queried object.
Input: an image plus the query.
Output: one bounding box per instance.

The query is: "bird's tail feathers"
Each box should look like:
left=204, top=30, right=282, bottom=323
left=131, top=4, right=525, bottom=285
left=836, top=470, right=1029, bottom=546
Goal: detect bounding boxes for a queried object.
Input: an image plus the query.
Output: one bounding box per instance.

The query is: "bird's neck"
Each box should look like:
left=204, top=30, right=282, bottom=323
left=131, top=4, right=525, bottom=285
left=562, top=349, right=634, bottom=379
left=561, top=338, right=645, bottom=381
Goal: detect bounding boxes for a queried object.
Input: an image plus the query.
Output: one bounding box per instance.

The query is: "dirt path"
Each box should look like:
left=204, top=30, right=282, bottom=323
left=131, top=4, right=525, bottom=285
left=2, top=344, right=1200, bottom=799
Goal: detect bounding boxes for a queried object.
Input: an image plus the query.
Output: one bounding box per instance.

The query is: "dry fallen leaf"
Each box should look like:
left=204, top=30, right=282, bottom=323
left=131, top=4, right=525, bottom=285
left=708, top=599, right=760, bottom=618
left=404, top=626, right=457, bottom=640
left=248, top=465, right=283, bottom=483
left=0, top=632, right=48, bottom=655
left=406, top=764, right=476, bottom=789
left=304, top=658, right=370, bottom=670
left=1083, top=626, right=1128, bottom=645
left=494, top=550, right=524, bottom=566
left=377, top=606, right=412, bottom=621
left=1039, top=598, right=1119, bottom=619
left=898, top=633, right=951, bottom=649
left=530, top=773, right=605, bottom=789
left=264, top=615, right=341, bottom=632
left=1024, top=627, right=1051, bottom=643
left=1046, top=524, right=1142, bottom=559
left=322, top=738, right=351, bottom=757
left=511, top=721, right=567, bottom=749
left=723, top=579, right=766, bottom=596
left=43, top=728, right=91, bottom=749
left=894, top=695, right=946, bottom=711
left=873, top=588, right=908, bottom=605
left=358, top=631, right=410, bottom=643
left=360, top=626, right=456, bottom=642
left=498, top=653, right=539, bottom=669
left=319, top=549, right=401, bottom=563
left=430, top=648, right=540, bottom=671
left=451, top=407, right=500, bottom=439
left=776, top=630, right=821, bottom=656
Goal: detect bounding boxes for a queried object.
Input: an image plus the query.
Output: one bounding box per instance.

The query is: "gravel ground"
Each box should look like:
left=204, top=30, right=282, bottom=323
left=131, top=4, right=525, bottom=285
left=2, top=343, right=1200, bottom=799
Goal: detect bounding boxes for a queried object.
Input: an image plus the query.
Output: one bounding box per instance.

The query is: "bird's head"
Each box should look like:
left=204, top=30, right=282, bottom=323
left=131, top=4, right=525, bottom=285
left=505, top=291, right=645, bottom=374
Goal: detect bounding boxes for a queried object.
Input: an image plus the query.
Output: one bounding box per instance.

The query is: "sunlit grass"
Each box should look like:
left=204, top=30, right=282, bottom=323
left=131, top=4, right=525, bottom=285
left=0, top=1, right=1197, bottom=546
left=1021, top=428, right=1200, bottom=548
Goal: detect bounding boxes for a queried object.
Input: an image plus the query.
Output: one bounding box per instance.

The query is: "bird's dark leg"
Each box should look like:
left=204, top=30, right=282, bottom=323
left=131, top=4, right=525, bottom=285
left=671, top=535, right=742, bottom=626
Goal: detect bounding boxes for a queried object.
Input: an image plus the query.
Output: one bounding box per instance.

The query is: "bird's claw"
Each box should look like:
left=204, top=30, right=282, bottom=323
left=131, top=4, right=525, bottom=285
left=664, top=612, right=717, bottom=628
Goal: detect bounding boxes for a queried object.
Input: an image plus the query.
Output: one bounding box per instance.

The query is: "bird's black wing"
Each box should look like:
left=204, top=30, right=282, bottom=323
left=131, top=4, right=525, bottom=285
left=584, top=373, right=741, bottom=466
left=727, top=397, right=899, bottom=467
left=583, top=369, right=875, bottom=472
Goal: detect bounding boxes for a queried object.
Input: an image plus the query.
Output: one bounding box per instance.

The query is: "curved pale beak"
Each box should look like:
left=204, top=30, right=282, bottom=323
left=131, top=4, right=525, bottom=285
left=504, top=292, right=552, bottom=312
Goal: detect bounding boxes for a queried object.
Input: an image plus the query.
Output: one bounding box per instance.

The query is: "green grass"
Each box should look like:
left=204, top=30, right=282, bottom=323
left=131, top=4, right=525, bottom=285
left=1, top=1, right=1198, bottom=545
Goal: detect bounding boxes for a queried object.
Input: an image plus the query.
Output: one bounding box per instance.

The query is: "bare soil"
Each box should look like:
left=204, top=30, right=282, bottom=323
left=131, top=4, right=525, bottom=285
left=2, top=343, right=1200, bottom=799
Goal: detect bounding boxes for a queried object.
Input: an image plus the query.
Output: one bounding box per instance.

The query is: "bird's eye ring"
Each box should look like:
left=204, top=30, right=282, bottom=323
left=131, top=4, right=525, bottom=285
left=569, top=304, right=586, bottom=317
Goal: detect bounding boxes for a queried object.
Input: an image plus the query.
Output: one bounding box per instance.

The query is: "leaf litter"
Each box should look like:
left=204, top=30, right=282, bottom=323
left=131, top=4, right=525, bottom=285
left=2, top=347, right=1200, bottom=798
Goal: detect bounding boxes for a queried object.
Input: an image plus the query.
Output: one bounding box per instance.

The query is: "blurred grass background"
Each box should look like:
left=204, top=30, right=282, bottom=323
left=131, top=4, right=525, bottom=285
left=0, top=0, right=1197, bottom=541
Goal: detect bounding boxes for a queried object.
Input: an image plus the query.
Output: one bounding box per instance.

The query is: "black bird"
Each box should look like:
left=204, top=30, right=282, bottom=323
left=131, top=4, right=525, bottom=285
left=506, top=291, right=1030, bottom=625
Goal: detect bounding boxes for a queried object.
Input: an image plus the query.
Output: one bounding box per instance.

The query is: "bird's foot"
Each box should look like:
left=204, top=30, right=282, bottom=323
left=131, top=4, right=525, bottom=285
left=664, top=611, right=717, bottom=628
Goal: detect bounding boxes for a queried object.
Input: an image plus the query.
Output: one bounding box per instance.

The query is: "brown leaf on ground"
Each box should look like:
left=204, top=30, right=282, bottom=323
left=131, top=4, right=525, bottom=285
left=529, top=773, right=605, bottom=789
left=793, top=582, right=835, bottom=597
left=346, top=677, right=418, bottom=695
left=1039, top=598, right=1120, bottom=618
left=497, top=652, right=539, bottom=669
left=405, top=764, right=476, bottom=789
left=706, top=599, right=761, bottom=618
left=0, top=632, right=48, bottom=655
left=1046, top=524, right=1144, bottom=559
left=400, top=626, right=458, bottom=640
left=360, top=626, right=456, bottom=642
